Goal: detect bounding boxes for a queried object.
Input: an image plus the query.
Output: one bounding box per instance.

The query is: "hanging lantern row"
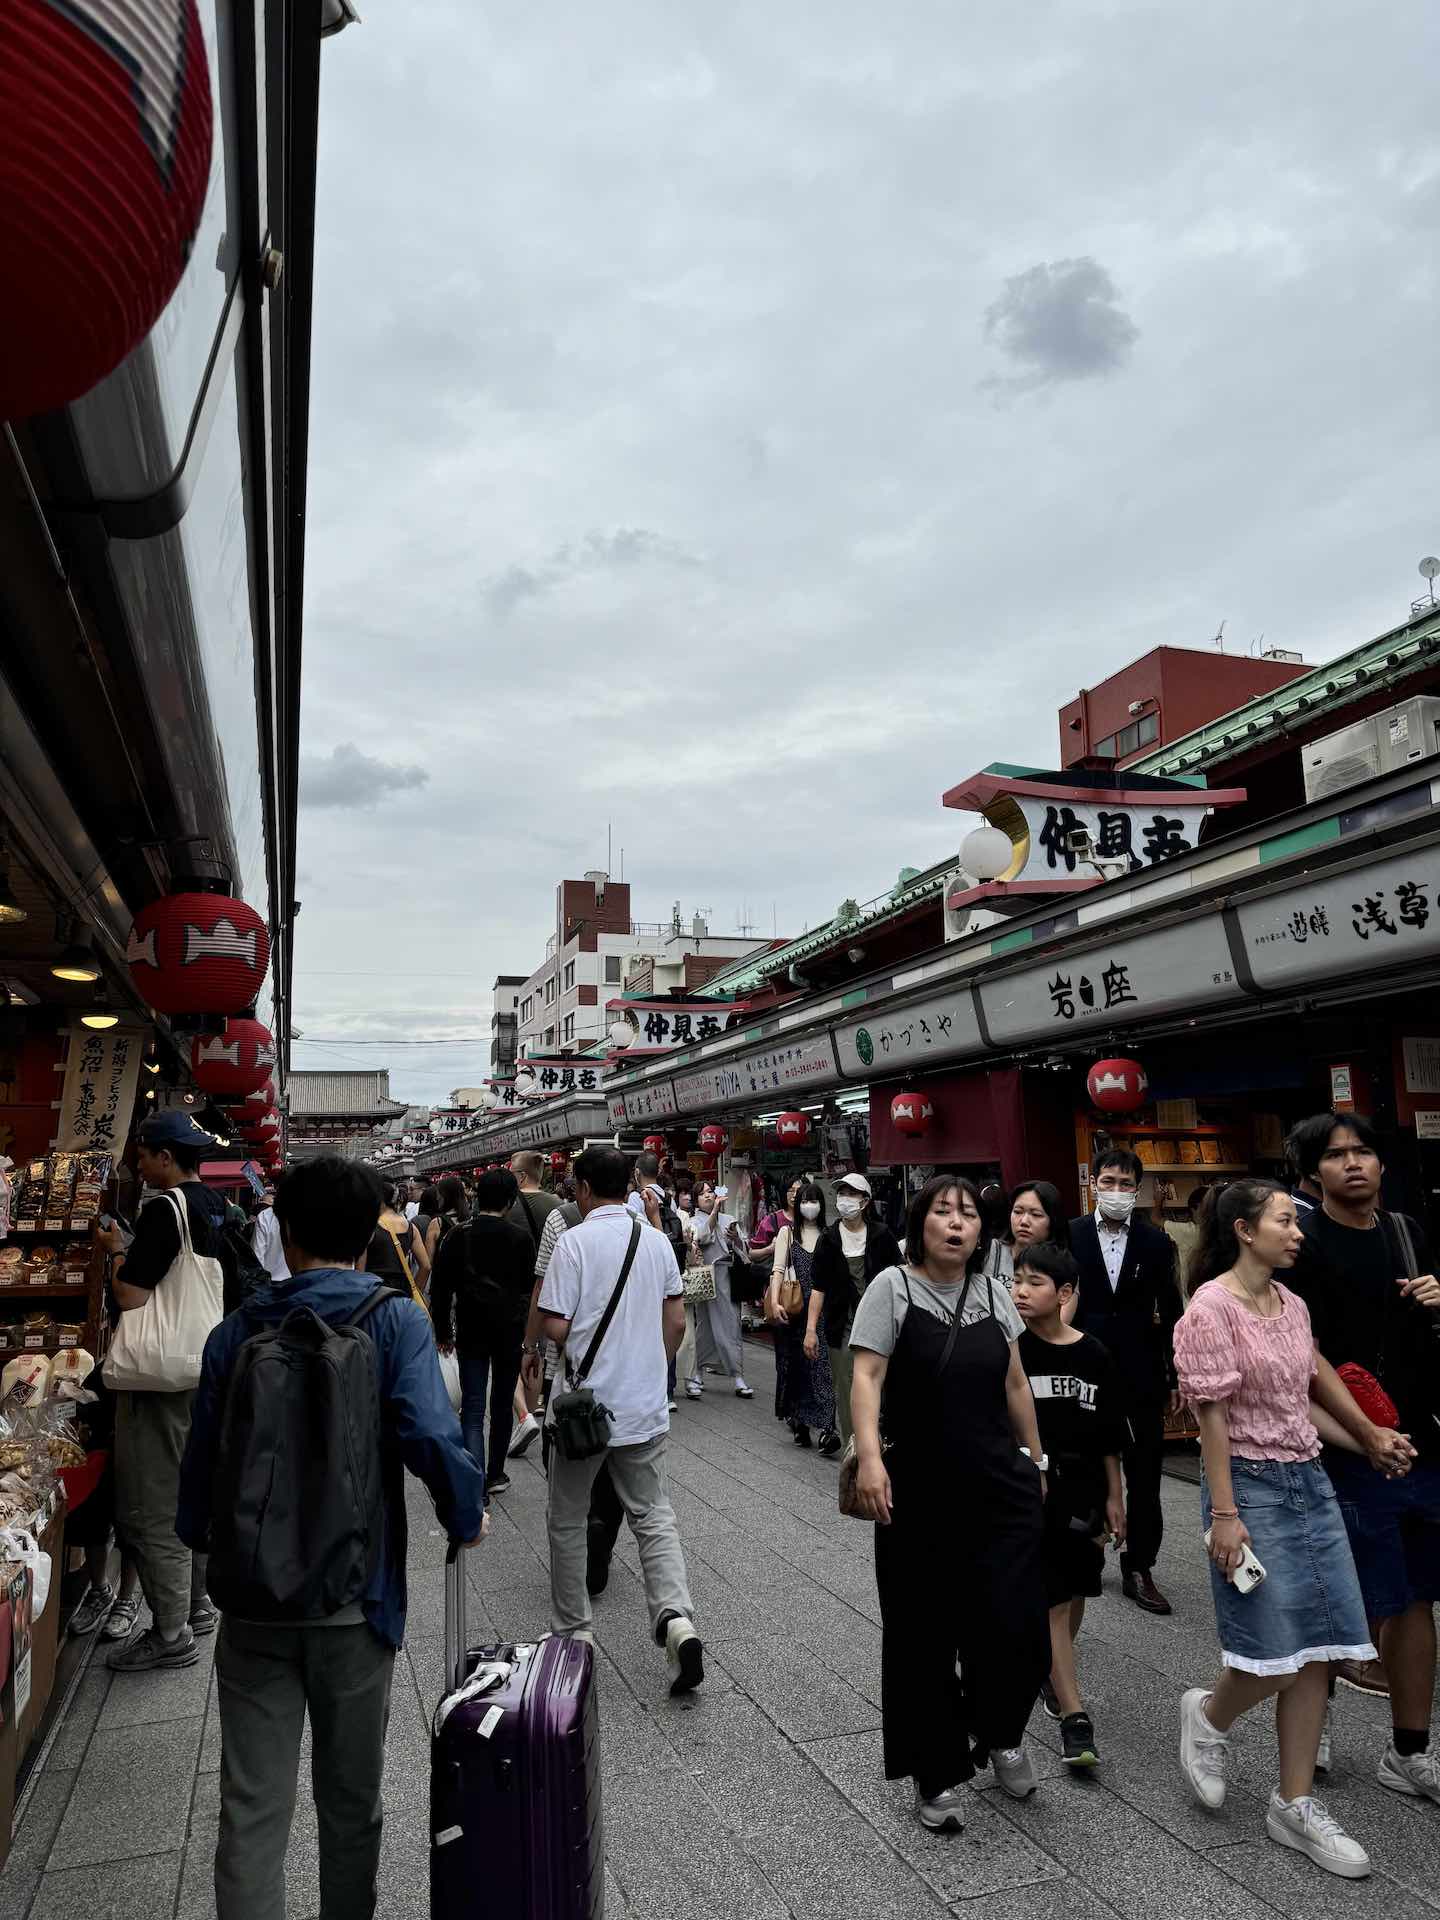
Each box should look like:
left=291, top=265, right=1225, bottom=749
left=1, top=0, right=214, bottom=421
left=698, top=1124, right=727, bottom=1158
left=890, top=1091, right=934, bottom=1137
left=1086, top=1057, right=1149, bottom=1114
left=191, top=1017, right=276, bottom=1098
left=127, top=891, right=270, bottom=1015
left=773, top=1111, right=810, bottom=1145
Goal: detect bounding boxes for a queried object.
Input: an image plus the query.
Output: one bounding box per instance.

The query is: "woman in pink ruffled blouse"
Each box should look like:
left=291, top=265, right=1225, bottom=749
left=1172, top=1178, right=1413, bottom=1879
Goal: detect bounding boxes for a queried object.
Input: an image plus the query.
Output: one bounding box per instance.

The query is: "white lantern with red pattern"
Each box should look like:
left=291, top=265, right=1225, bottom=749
left=773, top=1111, right=810, bottom=1145
left=191, top=1017, right=276, bottom=1098
left=1085, top=1057, right=1149, bottom=1113
left=126, top=891, right=270, bottom=1015
left=890, top=1091, right=934, bottom=1137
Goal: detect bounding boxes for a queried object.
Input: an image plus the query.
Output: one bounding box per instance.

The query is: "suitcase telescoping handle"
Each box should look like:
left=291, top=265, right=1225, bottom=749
left=445, top=1540, right=469, bottom=1695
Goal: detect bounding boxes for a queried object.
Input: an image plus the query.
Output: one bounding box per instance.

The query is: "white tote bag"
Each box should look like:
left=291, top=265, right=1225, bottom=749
left=103, top=1189, right=225, bottom=1393
left=437, top=1347, right=462, bottom=1414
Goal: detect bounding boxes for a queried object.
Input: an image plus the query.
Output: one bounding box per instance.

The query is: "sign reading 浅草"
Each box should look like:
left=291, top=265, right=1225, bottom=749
left=1236, top=844, right=1440, bottom=990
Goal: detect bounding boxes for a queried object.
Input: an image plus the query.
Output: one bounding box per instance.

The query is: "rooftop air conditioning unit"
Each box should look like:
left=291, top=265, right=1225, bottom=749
left=1302, top=696, right=1440, bottom=804
left=942, top=868, right=974, bottom=942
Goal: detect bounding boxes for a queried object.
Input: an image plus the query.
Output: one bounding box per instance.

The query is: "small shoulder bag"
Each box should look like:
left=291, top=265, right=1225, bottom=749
left=550, top=1221, right=643, bottom=1461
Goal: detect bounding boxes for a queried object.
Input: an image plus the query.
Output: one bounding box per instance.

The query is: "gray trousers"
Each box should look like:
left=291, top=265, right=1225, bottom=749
left=548, top=1434, right=693, bottom=1636
left=113, top=1388, right=196, bottom=1635
left=214, top=1617, right=395, bottom=1920
left=830, top=1341, right=855, bottom=1447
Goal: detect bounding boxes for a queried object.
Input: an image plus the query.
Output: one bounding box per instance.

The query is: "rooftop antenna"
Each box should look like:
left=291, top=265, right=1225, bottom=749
left=1211, top=619, right=1227, bottom=652
left=1417, top=556, right=1440, bottom=615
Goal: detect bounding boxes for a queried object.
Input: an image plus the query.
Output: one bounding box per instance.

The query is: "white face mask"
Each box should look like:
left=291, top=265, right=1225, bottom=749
left=799, top=1201, right=822, bottom=1221
left=836, top=1194, right=864, bottom=1221
left=1097, top=1189, right=1135, bottom=1224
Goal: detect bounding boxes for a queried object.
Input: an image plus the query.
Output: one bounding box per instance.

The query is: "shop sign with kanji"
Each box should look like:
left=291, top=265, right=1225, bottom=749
left=1237, top=846, right=1440, bottom=991
left=57, top=1024, right=145, bottom=1155
left=605, top=1000, right=748, bottom=1053
left=835, top=987, right=982, bottom=1079
left=981, top=918, right=1242, bottom=1047
left=513, top=1057, right=604, bottom=1096
left=940, top=767, right=1246, bottom=899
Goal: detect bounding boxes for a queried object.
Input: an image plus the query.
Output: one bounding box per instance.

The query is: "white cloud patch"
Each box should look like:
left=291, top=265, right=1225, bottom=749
left=300, top=744, right=429, bottom=810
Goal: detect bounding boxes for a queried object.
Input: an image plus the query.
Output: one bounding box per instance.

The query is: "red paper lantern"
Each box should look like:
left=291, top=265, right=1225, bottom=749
left=773, top=1111, right=811, bottom=1145
left=127, top=891, right=270, bottom=1015
left=1086, top=1057, right=1149, bottom=1114
left=642, top=1134, right=667, bottom=1155
left=241, top=1078, right=279, bottom=1112
left=0, top=0, right=214, bottom=420
left=698, top=1124, right=727, bottom=1157
left=890, top=1091, right=934, bottom=1137
left=549, top=1151, right=568, bottom=1171
left=191, top=1017, right=276, bottom=1098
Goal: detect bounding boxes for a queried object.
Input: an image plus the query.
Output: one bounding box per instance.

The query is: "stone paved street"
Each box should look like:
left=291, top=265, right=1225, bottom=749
left=2, top=1338, right=1438, bottom=1918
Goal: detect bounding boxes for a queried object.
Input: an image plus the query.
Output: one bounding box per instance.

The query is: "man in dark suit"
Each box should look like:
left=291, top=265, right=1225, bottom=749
left=1069, top=1149, right=1183, bottom=1615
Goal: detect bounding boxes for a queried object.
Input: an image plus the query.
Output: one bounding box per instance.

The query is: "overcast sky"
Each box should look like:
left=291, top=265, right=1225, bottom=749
left=293, top=0, right=1438, bottom=1107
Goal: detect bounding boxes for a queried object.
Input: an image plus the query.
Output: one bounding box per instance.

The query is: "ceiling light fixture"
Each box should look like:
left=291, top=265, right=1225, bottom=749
left=80, top=983, right=119, bottom=1029
left=51, top=918, right=101, bottom=982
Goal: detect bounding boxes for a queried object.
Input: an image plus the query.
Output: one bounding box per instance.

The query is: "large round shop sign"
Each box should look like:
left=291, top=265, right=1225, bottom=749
left=0, top=0, right=214, bottom=420
left=1086, top=1057, right=1149, bottom=1114
left=698, top=1124, right=727, bottom=1157
left=890, top=1091, right=934, bottom=1137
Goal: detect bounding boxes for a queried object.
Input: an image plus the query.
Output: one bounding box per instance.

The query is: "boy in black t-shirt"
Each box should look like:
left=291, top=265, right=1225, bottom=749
left=1014, top=1243, right=1128, bottom=1768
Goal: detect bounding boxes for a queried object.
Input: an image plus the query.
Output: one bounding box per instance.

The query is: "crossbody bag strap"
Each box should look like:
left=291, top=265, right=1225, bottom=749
left=1390, top=1211, right=1419, bottom=1281
left=164, top=1186, right=193, bottom=1257
left=570, top=1219, right=643, bottom=1387
left=382, top=1220, right=415, bottom=1283
left=936, top=1268, right=975, bottom=1375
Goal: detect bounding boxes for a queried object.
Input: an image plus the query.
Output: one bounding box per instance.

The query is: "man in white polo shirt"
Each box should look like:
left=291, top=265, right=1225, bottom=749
left=539, top=1144, right=702, bottom=1695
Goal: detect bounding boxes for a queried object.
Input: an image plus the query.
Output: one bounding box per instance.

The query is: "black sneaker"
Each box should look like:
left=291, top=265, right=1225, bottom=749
left=1061, top=1712, right=1099, bottom=1768
left=817, top=1429, right=842, bottom=1458
left=1040, top=1680, right=1061, bottom=1721
left=487, top=1472, right=513, bottom=1498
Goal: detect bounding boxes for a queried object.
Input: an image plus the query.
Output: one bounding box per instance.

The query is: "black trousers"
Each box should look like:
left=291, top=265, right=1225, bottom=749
left=1120, top=1401, right=1166, bottom=1575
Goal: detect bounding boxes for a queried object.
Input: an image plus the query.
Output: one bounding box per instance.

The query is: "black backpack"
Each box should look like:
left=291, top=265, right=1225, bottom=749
left=658, top=1199, right=689, bottom=1279
left=205, top=1285, right=400, bottom=1621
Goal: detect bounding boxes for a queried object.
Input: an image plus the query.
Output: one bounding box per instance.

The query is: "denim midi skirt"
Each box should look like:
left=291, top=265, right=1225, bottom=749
left=1201, top=1457, right=1376, bottom=1676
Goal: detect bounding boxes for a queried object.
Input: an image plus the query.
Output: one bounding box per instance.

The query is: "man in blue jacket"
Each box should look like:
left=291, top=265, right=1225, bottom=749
left=178, top=1155, right=484, bottom=1920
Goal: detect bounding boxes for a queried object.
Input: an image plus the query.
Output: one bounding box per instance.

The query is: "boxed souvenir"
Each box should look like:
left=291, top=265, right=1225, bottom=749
left=1199, top=1138, right=1222, bottom=1166
left=25, top=1248, right=58, bottom=1287
left=44, top=1155, right=77, bottom=1214
left=0, top=1251, right=24, bottom=1289
left=20, top=1314, right=51, bottom=1351
left=1177, top=1138, right=1204, bottom=1166
left=1135, top=1137, right=1160, bottom=1168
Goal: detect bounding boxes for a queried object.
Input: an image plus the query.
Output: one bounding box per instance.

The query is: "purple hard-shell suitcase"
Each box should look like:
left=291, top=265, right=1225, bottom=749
left=431, top=1544, right=603, bottom=1918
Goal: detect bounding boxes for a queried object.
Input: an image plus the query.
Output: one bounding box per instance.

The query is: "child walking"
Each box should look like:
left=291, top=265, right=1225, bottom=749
left=1013, top=1243, right=1127, bottom=1767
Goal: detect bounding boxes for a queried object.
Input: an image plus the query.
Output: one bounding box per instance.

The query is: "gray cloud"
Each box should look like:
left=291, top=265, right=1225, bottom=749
left=299, top=744, right=429, bottom=810
left=484, top=528, right=703, bottom=620
left=293, top=1, right=1436, bottom=1103
left=982, top=257, right=1139, bottom=394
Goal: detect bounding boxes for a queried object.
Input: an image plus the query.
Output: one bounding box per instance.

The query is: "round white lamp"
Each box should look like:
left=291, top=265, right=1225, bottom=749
left=961, top=824, right=1015, bottom=883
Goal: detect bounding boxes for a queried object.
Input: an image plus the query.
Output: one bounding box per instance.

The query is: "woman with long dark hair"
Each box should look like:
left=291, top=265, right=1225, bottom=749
left=424, top=1174, right=470, bottom=1269
left=983, top=1177, right=1072, bottom=1282
left=766, top=1180, right=837, bottom=1450
left=850, top=1174, right=1050, bottom=1833
left=1173, top=1178, right=1412, bottom=1877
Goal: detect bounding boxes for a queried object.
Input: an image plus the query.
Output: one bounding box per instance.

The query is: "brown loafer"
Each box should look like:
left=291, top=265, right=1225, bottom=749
left=1122, top=1570, right=1173, bottom=1616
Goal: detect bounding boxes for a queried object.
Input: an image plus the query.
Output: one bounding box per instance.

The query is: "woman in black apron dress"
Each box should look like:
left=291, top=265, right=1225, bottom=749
left=851, top=1174, right=1050, bottom=1831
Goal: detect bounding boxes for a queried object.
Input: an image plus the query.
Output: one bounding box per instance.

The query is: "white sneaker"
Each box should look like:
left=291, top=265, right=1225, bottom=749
left=1266, top=1792, right=1371, bottom=1878
left=684, top=1379, right=703, bottom=1400
left=991, top=1745, right=1037, bottom=1799
left=1315, top=1705, right=1331, bottom=1775
left=667, top=1398, right=678, bottom=1412
left=1378, top=1742, right=1440, bottom=1803
left=1179, top=1687, right=1231, bottom=1809
left=507, top=1412, right=541, bottom=1458
left=734, top=1379, right=754, bottom=1398
left=915, top=1784, right=965, bottom=1832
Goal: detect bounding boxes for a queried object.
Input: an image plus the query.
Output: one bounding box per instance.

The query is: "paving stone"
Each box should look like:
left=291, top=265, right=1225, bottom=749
left=803, top=1728, right=1063, bottom=1902
left=27, top=1850, right=182, bottom=1918
left=1209, top=1839, right=1440, bottom=1918
left=44, top=1668, right=111, bottom=1772
left=96, top=1637, right=215, bottom=1728
left=706, top=1635, right=882, bottom=1743
left=47, top=1716, right=203, bottom=1870
left=3, top=1770, right=76, bottom=1879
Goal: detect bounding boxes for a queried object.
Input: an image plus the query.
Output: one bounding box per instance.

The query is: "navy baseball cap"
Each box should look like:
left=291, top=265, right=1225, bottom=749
left=137, top=1109, right=217, bottom=1151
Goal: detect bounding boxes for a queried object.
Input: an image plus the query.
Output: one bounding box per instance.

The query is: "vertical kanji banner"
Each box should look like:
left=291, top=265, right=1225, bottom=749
left=56, top=1025, right=146, bottom=1156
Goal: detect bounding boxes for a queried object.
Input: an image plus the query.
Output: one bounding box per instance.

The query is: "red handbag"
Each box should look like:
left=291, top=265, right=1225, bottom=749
left=1336, top=1362, right=1398, bottom=1430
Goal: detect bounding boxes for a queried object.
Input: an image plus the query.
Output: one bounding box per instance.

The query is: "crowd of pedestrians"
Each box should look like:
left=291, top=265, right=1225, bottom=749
left=59, top=1103, right=1440, bottom=1911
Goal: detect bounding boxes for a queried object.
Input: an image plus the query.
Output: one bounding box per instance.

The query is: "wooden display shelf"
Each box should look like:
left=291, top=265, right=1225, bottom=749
left=1143, top=1163, right=1248, bottom=1175
left=1101, top=1125, right=1232, bottom=1137
left=0, top=1284, right=90, bottom=1298
left=5, top=1221, right=99, bottom=1237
